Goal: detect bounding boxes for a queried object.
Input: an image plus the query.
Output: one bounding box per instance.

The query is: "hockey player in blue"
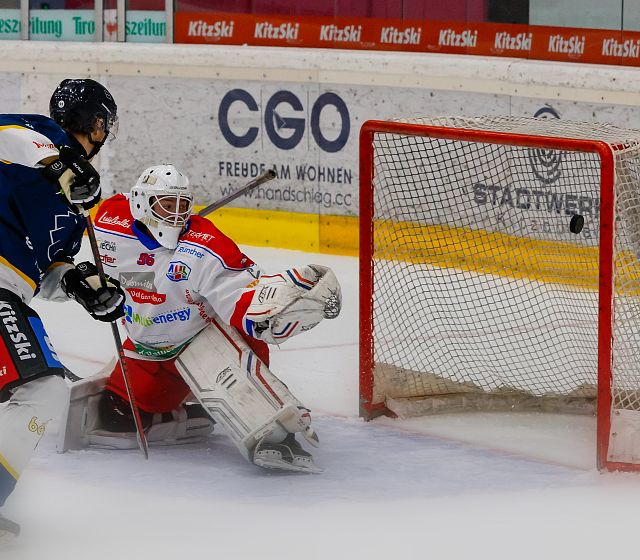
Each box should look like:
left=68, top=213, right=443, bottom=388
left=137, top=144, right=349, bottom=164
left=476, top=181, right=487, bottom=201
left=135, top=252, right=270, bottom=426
left=0, top=79, right=126, bottom=540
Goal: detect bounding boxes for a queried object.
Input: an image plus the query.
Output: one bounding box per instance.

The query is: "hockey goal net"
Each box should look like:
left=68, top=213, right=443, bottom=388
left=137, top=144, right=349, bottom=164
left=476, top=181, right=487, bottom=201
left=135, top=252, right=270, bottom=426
left=359, top=116, right=640, bottom=471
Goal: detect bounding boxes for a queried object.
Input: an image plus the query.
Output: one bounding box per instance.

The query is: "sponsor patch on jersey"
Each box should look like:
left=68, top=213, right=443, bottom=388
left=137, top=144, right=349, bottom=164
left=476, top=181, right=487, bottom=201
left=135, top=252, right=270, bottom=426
left=177, top=245, right=205, bottom=259
left=100, top=254, right=117, bottom=268
left=97, top=215, right=132, bottom=228
left=119, top=272, right=157, bottom=292
left=99, top=238, right=117, bottom=252
left=126, top=288, right=167, bottom=305
left=124, top=305, right=191, bottom=326
left=166, top=261, right=191, bottom=282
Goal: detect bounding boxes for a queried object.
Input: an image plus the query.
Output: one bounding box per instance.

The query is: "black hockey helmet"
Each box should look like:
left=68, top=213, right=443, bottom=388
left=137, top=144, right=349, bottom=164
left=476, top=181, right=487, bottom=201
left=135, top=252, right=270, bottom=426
left=50, top=79, right=118, bottom=155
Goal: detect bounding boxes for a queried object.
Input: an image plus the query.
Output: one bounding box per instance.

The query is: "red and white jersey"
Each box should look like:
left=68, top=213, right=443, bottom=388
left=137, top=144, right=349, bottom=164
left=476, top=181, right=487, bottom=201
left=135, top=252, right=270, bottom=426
left=94, top=194, right=262, bottom=359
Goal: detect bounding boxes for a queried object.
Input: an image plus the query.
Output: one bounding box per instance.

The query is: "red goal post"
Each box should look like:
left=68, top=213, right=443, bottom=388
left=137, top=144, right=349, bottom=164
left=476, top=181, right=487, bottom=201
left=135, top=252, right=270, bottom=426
left=359, top=116, right=640, bottom=472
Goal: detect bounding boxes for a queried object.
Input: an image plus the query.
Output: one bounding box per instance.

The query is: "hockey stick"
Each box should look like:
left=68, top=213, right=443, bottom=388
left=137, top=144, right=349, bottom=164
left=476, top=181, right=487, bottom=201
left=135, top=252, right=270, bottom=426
left=81, top=208, right=149, bottom=459
left=197, top=168, right=277, bottom=217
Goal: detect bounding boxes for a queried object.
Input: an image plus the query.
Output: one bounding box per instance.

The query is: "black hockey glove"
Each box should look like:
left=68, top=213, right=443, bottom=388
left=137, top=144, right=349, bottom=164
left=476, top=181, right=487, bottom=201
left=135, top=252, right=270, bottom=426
left=62, top=262, right=125, bottom=322
left=42, top=145, right=101, bottom=210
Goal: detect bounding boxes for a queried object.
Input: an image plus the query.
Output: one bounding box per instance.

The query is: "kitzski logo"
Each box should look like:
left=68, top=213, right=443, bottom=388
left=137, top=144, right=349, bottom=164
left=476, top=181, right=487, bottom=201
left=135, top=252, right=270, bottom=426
left=187, top=19, right=234, bottom=38
left=319, top=24, right=361, bottom=42
left=380, top=26, right=421, bottom=45
left=602, top=37, right=640, bottom=58
left=438, top=28, right=477, bottom=48
left=494, top=31, right=532, bottom=52
left=548, top=34, right=585, bottom=55
left=0, top=302, right=36, bottom=361
left=254, top=21, right=299, bottom=40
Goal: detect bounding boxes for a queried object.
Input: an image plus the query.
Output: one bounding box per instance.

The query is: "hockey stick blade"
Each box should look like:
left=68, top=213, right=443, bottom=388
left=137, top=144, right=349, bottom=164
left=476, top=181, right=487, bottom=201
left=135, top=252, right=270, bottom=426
left=198, top=168, right=277, bottom=217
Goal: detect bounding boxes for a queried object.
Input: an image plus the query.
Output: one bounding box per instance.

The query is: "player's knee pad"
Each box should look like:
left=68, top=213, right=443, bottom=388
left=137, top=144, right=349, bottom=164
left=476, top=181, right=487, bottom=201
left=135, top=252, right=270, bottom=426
left=175, top=319, right=319, bottom=463
left=0, top=289, right=66, bottom=402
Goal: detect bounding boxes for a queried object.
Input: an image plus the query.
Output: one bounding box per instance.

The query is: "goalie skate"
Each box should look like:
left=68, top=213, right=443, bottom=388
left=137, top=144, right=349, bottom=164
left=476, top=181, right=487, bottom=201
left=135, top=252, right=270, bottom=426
left=253, top=433, right=323, bottom=474
left=0, top=514, right=20, bottom=542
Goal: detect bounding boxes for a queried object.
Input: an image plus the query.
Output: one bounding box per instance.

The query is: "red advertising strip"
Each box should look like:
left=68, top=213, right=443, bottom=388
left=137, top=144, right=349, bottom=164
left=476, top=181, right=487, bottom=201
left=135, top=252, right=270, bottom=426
left=174, top=12, right=640, bottom=68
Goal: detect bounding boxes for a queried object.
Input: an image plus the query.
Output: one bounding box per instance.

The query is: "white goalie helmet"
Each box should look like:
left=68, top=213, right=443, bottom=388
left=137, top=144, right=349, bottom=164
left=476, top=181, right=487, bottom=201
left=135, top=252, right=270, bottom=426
left=129, top=164, right=194, bottom=249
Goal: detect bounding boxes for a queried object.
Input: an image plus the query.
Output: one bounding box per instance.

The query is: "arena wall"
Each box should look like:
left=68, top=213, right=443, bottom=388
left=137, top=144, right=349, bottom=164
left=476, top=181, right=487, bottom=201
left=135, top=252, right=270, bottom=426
left=2, top=40, right=640, bottom=254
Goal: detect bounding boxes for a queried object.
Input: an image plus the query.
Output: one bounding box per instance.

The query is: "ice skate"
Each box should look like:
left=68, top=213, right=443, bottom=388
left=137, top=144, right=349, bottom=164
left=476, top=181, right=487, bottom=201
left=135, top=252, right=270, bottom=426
left=253, top=433, right=323, bottom=474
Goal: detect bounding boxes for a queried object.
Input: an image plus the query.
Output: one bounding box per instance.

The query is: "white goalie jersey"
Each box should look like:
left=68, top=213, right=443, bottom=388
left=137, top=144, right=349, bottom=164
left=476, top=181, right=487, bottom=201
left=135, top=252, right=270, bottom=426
left=93, top=194, right=342, bottom=358
left=93, top=194, right=263, bottom=358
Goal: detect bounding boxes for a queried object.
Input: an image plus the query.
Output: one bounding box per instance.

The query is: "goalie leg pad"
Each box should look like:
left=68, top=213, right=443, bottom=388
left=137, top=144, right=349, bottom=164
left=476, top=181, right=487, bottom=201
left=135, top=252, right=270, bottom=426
left=175, top=319, right=321, bottom=472
left=57, top=360, right=214, bottom=453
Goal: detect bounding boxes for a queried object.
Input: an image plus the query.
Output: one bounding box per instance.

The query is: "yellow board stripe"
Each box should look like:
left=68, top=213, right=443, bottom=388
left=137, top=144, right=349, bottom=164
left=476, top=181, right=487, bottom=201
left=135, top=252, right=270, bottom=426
left=0, top=256, right=36, bottom=291
left=90, top=202, right=627, bottom=293
left=0, top=452, right=19, bottom=481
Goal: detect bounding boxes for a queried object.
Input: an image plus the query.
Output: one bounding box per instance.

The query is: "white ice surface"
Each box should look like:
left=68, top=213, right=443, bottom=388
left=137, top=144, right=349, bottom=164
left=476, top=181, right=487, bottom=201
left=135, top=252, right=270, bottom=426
left=4, top=243, right=640, bottom=560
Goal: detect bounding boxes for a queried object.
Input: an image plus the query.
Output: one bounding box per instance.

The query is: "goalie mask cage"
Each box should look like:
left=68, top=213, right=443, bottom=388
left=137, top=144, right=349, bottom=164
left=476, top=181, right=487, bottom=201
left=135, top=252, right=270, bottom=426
left=359, top=116, right=640, bottom=472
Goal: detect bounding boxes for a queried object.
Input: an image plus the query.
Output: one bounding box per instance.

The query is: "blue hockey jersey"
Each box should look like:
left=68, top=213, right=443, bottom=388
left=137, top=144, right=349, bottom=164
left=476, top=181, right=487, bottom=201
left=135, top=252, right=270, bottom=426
left=0, top=114, right=85, bottom=300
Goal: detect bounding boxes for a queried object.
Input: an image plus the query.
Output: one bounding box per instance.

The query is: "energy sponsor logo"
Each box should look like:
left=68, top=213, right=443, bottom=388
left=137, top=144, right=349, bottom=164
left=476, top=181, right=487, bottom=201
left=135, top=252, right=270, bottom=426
left=187, top=19, right=234, bottom=39
left=380, top=26, right=421, bottom=45
left=602, top=37, right=640, bottom=58
left=119, top=272, right=156, bottom=292
left=126, top=288, right=167, bottom=305
left=166, top=261, right=191, bottom=282
left=319, top=24, right=361, bottom=42
left=438, top=28, right=478, bottom=48
left=494, top=31, right=532, bottom=52
left=548, top=34, right=585, bottom=55
left=218, top=89, right=350, bottom=153
left=124, top=305, right=191, bottom=327
left=254, top=21, right=299, bottom=40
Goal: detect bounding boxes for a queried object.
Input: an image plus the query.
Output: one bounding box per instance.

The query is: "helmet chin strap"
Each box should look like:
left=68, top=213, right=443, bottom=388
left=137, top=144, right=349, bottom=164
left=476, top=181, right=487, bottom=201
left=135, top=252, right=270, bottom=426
left=86, top=134, right=106, bottom=159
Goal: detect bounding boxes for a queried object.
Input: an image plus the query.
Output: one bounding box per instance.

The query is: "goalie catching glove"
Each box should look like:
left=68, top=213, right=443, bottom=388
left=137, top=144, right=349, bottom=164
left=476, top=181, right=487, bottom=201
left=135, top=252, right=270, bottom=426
left=62, top=261, right=125, bottom=322
left=246, top=265, right=341, bottom=344
left=41, top=145, right=101, bottom=210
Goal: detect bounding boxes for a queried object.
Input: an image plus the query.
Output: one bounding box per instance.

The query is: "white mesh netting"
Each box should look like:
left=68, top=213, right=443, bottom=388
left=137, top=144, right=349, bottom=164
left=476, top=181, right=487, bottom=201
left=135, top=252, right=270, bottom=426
left=366, top=116, right=640, bottom=418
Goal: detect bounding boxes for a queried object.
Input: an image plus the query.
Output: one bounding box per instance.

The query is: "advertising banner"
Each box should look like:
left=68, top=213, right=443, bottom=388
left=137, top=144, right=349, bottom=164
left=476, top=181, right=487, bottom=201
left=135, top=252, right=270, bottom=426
left=29, top=9, right=96, bottom=41
left=174, top=12, right=640, bottom=68
left=105, top=71, right=640, bottom=218
left=0, top=9, right=20, bottom=40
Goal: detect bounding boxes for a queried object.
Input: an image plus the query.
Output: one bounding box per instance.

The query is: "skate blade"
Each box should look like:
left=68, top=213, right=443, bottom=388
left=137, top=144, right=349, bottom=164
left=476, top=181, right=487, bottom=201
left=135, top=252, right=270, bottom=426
left=253, top=455, right=324, bottom=474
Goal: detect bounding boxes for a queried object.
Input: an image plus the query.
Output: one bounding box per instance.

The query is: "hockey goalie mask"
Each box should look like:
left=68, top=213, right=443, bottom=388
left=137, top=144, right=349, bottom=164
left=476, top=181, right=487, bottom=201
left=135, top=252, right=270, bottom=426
left=130, top=164, right=194, bottom=249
